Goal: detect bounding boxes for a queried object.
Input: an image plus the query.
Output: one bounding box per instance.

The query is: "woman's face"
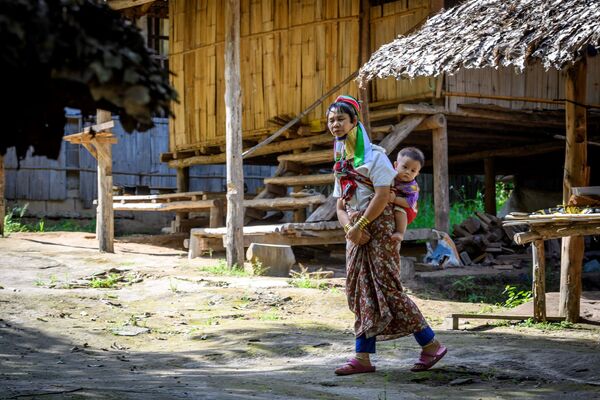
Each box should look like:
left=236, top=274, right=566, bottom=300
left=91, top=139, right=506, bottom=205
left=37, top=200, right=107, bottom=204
left=327, top=109, right=356, bottom=138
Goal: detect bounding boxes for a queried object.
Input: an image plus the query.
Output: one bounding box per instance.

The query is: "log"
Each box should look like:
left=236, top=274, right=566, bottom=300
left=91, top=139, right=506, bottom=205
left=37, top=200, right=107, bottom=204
left=532, top=240, right=546, bottom=322
left=305, top=195, right=338, bottom=222
left=225, top=0, right=245, bottom=268
left=358, top=0, right=371, bottom=132
left=461, top=217, right=481, bottom=234
left=174, top=166, right=190, bottom=233
left=243, top=194, right=325, bottom=211
left=512, top=223, right=600, bottom=244
left=264, top=174, right=334, bottom=187
left=413, top=114, right=446, bottom=131
left=378, top=115, right=425, bottom=154
left=560, top=58, right=588, bottom=323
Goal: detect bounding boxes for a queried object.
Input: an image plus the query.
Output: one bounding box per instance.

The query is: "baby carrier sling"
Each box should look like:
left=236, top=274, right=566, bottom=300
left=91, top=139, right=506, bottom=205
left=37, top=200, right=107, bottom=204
left=333, top=159, right=373, bottom=202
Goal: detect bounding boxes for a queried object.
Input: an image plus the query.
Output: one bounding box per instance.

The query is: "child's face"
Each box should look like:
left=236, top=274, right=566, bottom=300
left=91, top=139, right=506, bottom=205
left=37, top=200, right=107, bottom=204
left=327, top=109, right=356, bottom=138
left=394, top=155, right=421, bottom=182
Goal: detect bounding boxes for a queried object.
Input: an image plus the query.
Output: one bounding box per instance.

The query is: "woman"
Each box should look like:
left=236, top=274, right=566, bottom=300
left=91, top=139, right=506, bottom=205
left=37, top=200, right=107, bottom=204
left=328, top=95, right=447, bottom=375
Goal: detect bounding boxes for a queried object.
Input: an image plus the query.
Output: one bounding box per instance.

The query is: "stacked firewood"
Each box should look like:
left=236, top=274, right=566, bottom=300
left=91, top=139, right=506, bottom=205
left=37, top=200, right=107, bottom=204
left=452, top=211, right=530, bottom=269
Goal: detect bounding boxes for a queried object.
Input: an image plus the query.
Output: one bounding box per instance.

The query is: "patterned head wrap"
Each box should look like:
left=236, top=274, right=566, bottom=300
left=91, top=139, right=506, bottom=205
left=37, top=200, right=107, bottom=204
left=330, top=95, right=373, bottom=167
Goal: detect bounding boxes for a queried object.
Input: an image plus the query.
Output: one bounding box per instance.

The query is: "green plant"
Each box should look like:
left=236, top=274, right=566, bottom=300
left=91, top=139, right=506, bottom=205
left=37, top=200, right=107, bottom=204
left=501, top=285, right=532, bottom=308
left=288, top=265, right=329, bottom=290
left=90, top=273, right=121, bottom=288
left=198, top=259, right=250, bottom=277
left=259, top=308, right=280, bottom=321
left=3, top=204, right=30, bottom=234
left=169, top=278, right=179, bottom=293
left=517, top=318, right=574, bottom=330
left=495, top=181, right=513, bottom=210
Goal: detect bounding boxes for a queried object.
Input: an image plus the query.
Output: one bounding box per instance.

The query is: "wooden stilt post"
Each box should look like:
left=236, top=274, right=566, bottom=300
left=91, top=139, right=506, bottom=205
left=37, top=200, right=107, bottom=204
left=560, top=58, right=587, bottom=322
left=432, top=116, right=449, bottom=232
left=224, top=0, right=244, bottom=269
left=174, top=167, right=190, bottom=232
left=532, top=240, right=546, bottom=322
left=484, top=157, right=496, bottom=216
left=358, top=0, right=371, bottom=132
left=0, top=154, right=4, bottom=237
left=96, top=110, right=114, bottom=253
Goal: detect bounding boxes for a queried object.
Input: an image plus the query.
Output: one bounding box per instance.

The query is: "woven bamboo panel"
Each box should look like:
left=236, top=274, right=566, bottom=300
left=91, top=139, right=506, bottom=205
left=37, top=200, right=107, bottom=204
left=170, top=0, right=429, bottom=152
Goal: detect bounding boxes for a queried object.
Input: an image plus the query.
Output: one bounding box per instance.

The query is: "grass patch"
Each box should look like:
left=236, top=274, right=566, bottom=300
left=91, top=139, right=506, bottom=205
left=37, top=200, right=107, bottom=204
left=3, top=204, right=95, bottom=235
left=198, top=259, right=250, bottom=277
left=90, top=273, right=121, bottom=288
left=259, top=308, right=280, bottom=321
left=288, top=266, right=329, bottom=290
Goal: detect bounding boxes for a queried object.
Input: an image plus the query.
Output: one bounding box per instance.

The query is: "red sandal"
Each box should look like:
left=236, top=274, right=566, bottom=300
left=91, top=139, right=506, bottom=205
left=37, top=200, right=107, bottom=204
left=334, top=358, right=376, bottom=376
left=411, top=345, right=447, bottom=372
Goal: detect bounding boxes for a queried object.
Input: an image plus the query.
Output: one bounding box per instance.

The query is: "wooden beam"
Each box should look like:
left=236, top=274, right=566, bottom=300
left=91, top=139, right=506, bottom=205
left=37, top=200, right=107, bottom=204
left=513, top=223, right=600, bottom=245
left=112, top=199, right=218, bottom=212
left=484, top=158, right=496, bottom=216
left=397, top=104, right=446, bottom=115
left=432, top=120, right=449, bottom=232
left=264, top=174, right=334, bottom=187
left=378, top=115, right=426, bottom=153
left=0, top=155, right=4, bottom=237
left=168, top=133, right=333, bottom=167
left=81, top=143, right=98, bottom=160
left=358, top=0, right=371, bottom=132
left=277, top=149, right=332, bottom=165
left=305, top=195, right=338, bottom=223
left=560, top=58, right=588, bottom=323
left=106, top=0, right=156, bottom=10
left=532, top=240, right=547, bottom=322
left=414, top=113, right=446, bottom=131
left=96, top=109, right=114, bottom=253
left=224, top=0, right=244, bottom=269
left=174, top=167, right=190, bottom=233
left=243, top=194, right=325, bottom=211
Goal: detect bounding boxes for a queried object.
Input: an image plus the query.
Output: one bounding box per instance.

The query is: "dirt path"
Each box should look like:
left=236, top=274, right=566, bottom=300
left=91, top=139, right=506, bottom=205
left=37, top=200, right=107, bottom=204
left=1, top=233, right=599, bottom=399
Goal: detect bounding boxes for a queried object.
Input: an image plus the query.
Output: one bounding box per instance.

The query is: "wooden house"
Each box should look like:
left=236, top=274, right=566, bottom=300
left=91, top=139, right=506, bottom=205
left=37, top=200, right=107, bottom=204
left=358, top=0, right=600, bottom=324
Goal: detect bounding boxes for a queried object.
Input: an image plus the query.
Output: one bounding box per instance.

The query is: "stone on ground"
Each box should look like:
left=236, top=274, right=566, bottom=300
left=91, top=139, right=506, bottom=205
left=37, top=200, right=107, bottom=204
left=245, top=243, right=295, bottom=277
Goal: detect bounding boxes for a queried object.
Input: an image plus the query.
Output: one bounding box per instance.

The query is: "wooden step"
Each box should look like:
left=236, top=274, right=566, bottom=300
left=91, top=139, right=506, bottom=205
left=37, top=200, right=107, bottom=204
left=242, top=194, right=326, bottom=211
left=277, top=149, right=332, bottom=165
left=264, top=174, right=334, bottom=187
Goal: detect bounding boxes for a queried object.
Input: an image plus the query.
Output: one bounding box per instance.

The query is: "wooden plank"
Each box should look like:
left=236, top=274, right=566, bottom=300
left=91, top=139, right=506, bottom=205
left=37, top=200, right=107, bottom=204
left=264, top=173, right=334, bottom=186
left=532, top=240, right=547, bottom=322
left=277, top=149, right=332, bottom=165
left=305, top=194, right=337, bottom=222
left=560, top=58, right=588, bottom=323
left=225, top=0, right=245, bottom=268
left=243, top=194, right=325, bottom=211
left=451, top=313, right=566, bottom=330
left=113, top=199, right=218, bottom=212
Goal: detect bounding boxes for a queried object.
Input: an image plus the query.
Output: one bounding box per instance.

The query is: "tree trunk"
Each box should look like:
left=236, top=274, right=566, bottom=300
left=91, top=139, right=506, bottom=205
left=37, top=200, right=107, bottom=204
left=224, top=0, right=244, bottom=269
left=484, top=157, right=496, bottom=216
left=432, top=121, right=449, bottom=232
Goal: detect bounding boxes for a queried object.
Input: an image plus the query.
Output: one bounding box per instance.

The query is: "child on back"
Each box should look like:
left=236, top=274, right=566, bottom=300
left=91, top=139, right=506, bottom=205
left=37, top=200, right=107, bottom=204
left=390, top=147, right=424, bottom=241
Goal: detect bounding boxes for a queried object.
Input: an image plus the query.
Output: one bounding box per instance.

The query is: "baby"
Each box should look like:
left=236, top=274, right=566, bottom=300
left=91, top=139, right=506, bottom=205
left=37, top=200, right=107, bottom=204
left=390, top=147, right=424, bottom=241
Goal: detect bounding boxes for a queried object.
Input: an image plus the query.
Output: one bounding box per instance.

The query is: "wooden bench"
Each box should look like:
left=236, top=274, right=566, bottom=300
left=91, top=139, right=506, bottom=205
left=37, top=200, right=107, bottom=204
left=449, top=313, right=567, bottom=330
left=188, top=224, right=436, bottom=258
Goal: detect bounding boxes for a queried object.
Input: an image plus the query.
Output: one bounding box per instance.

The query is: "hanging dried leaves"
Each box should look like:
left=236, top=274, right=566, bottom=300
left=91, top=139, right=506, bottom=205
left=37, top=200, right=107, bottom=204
left=0, top=0, right=178, bottom=161
left=358, top=0, right=600, bottom=85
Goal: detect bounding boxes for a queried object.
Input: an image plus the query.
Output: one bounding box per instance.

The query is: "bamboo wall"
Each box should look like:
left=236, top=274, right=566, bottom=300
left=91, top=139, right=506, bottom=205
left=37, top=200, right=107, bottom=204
left=446, top=56, right=600, bottom=112
left=169, top=0, right=432, bottom=153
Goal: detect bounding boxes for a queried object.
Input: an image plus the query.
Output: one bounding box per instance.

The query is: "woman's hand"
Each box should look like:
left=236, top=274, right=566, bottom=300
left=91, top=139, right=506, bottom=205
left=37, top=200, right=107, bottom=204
left=346, top=225, right=371, bottom=246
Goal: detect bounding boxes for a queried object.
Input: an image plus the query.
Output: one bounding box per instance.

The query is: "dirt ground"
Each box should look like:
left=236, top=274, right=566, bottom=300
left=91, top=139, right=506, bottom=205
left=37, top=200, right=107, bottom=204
left=1, top=232, right=600, bottom=400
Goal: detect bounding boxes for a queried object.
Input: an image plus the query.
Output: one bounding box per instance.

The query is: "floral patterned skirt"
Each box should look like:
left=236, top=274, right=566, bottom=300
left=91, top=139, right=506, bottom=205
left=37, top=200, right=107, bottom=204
left=346, top=205, right=428, bottom=341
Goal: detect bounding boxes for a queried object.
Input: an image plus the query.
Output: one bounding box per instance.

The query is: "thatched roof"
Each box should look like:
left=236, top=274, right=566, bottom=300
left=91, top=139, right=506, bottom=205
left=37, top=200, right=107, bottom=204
left=358, top=0, right=600, bottom=83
